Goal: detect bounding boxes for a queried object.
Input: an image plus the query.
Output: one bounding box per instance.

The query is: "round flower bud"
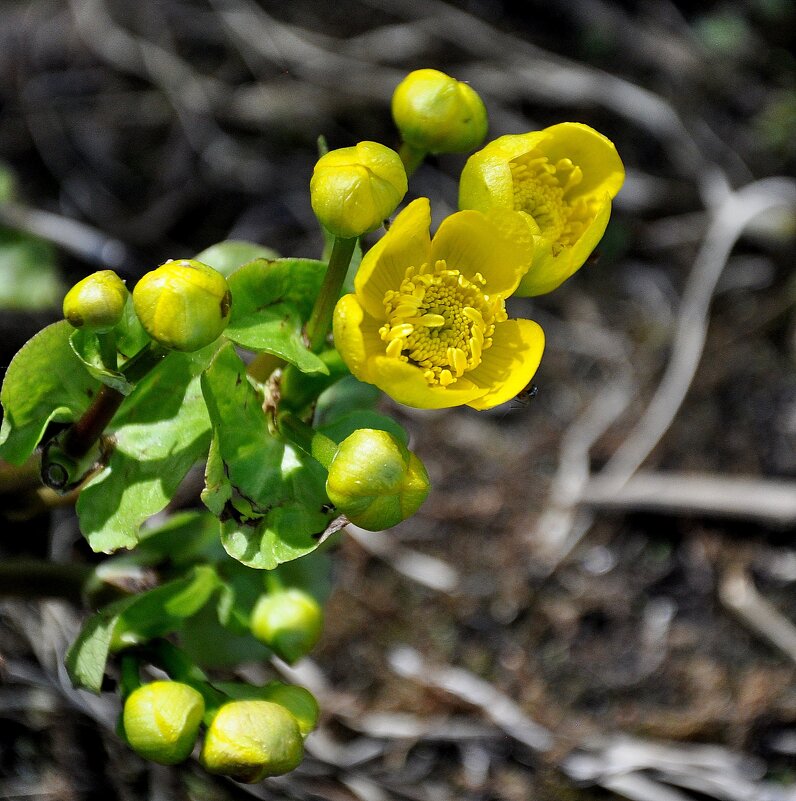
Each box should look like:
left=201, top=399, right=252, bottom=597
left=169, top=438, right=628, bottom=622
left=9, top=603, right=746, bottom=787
left=250, top=589, right=323, bottom=665
left=310, top=141, right=407, bottom=239
left=392, top=69, right=488, bottom=155
left=63, top=270, right=128, bottom=332
left=122, top=681, right=204, bottom=765
left=132, top=258, right=231, bottom=352
left=326, top=429, right=430, bottom=531
left=201, top=700, right=304, bottom=782
left=263, top=683, right=319, bottom=737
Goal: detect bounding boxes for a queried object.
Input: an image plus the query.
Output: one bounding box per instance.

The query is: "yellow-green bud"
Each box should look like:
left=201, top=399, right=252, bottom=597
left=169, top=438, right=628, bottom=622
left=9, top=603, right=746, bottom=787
left=132, top=258, right=231, bottom=351
left=392, top=69, right=488, bottom=155
left=326, top=429, right=430, bottom=531
left=62, top=270, right=127, bottom=332
left=262, top=683, right=319, bottom=737
left=250, top=589, right=323, bottom=665
left=122, top=681, right=204, bottom=765
left=310, top=141, right=407, bottom=239
left=201, top=700, right=303, bottom=782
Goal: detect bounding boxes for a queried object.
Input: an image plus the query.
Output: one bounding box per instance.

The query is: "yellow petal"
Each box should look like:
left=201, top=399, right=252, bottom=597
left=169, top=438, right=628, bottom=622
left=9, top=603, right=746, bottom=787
left=354, top=198, right=432, bottom=319
left=332, top=293, right=383, bottom=383
left=534, top=123, right=624, bottom=201
left=429, top=208, right=534, bottom=297
left=516, top=197, right=611, bottom=296
left=369, top=357, right=486, bottom=409
left=466, top=319, right=545, bottom=410
left=458, top=132, right=547, bottom=213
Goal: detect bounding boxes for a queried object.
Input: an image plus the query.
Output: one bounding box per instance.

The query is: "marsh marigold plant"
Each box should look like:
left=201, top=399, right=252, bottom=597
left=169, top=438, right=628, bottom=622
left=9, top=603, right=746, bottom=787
left=333, top=197, right=545, bottom=410
left=459, top=122, right=625, bottom=296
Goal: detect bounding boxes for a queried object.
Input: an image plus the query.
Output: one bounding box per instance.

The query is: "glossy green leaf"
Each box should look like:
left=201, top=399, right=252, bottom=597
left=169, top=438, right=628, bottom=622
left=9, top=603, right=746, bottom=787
left=318, top=410, right=409, bottom=448
left=76, top=346, right=216, bottom=553
left=201, top=344, right=334, bottom=569
left=65, top=595, right=136, bottom=694
left=0, top=320, right=96, bottom=464
left=194, top=240, right=279, bottom=277
left=224, top=258, right=329, bottom=374
left=178, top=602, right=272, bottom=670
left=0, top=228, right=63, bottom=311
left=69, top=329, right=134, bottom=395
left=313, top=374, right=381, bottom=428
left=114, top=295, right=150, bottom=359
left=112, top=565, right=220, bottom=648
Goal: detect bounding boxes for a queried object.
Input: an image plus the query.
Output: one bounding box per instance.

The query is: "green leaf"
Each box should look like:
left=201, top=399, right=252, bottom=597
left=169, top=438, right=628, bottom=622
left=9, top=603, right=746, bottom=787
left=318, top=410, right=409, bottom=448
left=113, top=565, right=220, bottom=647
left=178, top=602, right=271, bottom=670
left=76, top=346, right=215, bottom=553
left=313, top=374, right=381, bottom=428
left=224, top=258, right=329, bottom=375
left=65, top=595, right=136, bottom=694
left=195, top=240, right=279, bottom=277
left=114, top=295, right=150, bottom=359
left=201, top=344, right=333, bottom=569
left=0, top=320, right=96, bottom=464
left=69, top=329, right=135, bottom=395
left=0, top=228, right=63, bottom=311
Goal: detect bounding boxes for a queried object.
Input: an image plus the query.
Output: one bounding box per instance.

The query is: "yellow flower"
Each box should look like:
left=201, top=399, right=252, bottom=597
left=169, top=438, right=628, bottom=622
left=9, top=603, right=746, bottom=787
left=459, top=123, right=624, bottom=296
left=310, top=141, right=407, bottom=239
left=333, top=198, right=544, bottom=410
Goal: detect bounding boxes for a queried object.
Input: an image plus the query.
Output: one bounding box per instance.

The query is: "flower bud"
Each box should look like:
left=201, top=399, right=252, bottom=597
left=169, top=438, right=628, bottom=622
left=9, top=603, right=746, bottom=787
left=262, top=682, right=319, bottom=737
left=63, top=270, right=128, bottom=332
left=392, top=69, right=488, bottom=155
left=310, top=141, right=407, bottom=239
left=201, top=700, right=303, bottom=782
left=250, top=589, right=323, bottom=665
left=326, top=429, right=430, bottom=531
left=132, top=259, right=231, bottom=351
left=122, top=681, right=204, bottom=765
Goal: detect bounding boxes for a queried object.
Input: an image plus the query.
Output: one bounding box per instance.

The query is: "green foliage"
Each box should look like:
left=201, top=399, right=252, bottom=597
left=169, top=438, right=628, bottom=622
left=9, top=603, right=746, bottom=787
left=224, top=258, right=330, bottom=374
left=200, top=344, right=334, bottom=569
left=76, top=346, right=216, bottom=553
left=194, top=240, right=279, bottom=277
left=66, top=566, right=219, bottom=693
left=0, top=228, right=63, bottom=311
left=0, top=321, right=96, bottom=464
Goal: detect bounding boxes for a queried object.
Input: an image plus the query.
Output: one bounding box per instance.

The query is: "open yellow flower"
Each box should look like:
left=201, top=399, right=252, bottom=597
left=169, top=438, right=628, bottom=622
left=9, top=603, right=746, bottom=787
left=459, top=123, right=624, bottom=296
left=333, top=198, right=544, bottom=410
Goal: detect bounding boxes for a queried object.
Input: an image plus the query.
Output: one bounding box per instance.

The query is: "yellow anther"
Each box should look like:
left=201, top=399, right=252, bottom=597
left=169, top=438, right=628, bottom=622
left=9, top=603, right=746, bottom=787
left=386, top=338, right=404, bottom=359
left=416, top=313, right=445, bottom=328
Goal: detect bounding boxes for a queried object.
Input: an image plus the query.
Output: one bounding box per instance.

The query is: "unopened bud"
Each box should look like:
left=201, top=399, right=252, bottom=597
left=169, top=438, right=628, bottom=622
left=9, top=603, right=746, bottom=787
left=263, top=682, right=319, bottom=737
left=251, top=588, right=323, bottom=665
left=392, top=69, right=488, bottom=154
left=326, top=428, right=430, bottom=531
left=201, top=700, right=303, bottom=782
left=63, top=270, right=127, bottom=332
left=132, top=259, right=231, bottom=351
left=310, top=141, right=407, bottom=238
left=122, top=681, right=204, bottom=765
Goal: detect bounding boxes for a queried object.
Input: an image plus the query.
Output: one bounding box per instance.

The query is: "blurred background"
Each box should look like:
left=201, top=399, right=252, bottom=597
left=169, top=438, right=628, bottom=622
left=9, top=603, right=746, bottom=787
left=1, top=0, right=795, bottom=799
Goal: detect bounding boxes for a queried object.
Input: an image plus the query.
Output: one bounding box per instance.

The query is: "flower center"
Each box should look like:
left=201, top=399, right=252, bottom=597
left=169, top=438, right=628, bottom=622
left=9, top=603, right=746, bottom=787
left=510, top=154, right=596, bottom=252
left=379, top=259, right=507, bottom=387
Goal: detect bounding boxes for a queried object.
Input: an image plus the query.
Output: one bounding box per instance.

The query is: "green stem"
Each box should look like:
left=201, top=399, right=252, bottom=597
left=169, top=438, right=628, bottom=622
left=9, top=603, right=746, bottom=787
left=399, top=141, right=427, bottom=177
left=60, top=343, right=166, bottom=461
left=119, top=655, right=142, bottom=699
left=277, top=412, right=338, bottom=470
left=97, top=331, right=118, bottom=371
left=304, top=236, right=356, bottom=353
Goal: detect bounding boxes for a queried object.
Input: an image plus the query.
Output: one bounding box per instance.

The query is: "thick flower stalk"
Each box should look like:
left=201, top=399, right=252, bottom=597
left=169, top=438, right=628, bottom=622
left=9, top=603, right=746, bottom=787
left=459, top=122, right=625, bottom=296
left=333, top=198, right=544, bottom=410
